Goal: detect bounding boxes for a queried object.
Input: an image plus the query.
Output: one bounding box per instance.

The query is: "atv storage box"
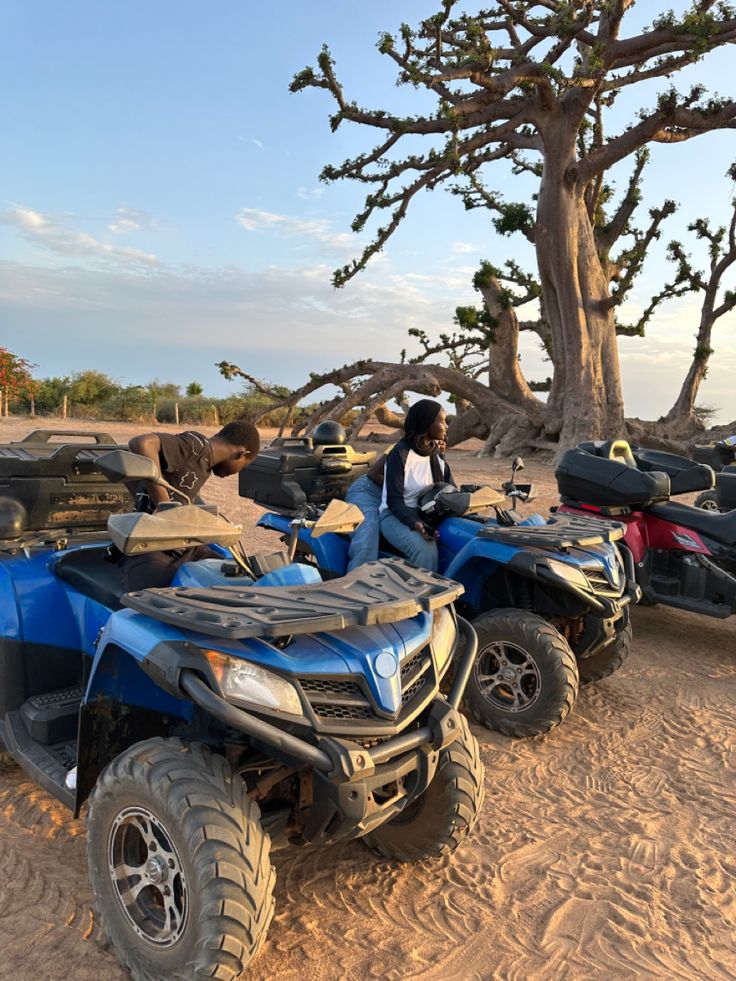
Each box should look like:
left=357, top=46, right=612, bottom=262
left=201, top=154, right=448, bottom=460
left=632, top=447, right=714, bottom=495
left=692, top=437, right=736, bottom=472
left=240, top=437, right=375, bottom=513
left=555, top=448, right=670, bottom=508
left=717, top=471, right=736, bottom=511
left=0, top=430, right=131, bottom=542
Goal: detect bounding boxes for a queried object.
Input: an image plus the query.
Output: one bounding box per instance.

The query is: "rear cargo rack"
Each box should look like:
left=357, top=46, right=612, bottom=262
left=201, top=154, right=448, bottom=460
left=478, top=514, right=624, bottom=549
left=123, top=558, right=463, bottom=639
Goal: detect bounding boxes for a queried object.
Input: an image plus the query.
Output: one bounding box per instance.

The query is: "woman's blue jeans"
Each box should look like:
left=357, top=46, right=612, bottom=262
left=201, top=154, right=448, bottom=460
left=345, top=475, right=382, bottom=570
left=379, top=507, right=438, bottom=572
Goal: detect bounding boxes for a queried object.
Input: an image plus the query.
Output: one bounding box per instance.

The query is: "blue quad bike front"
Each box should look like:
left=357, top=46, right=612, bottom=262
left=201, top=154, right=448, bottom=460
left=0, top=442, right=484, bottom=981
left=242, top=442, right=641, bottom=739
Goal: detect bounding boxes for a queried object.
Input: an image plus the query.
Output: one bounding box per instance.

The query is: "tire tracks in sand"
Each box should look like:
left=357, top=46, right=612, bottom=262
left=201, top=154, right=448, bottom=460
left=0, top=443, right=733, bottom=980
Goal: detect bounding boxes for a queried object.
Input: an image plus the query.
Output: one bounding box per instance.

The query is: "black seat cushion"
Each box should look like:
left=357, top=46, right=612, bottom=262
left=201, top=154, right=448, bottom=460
left=53, top=545, right=127, bottom=611
left=633, top=447, right=714, bottom=495
left=648, top=501, right=736, bottom=547
left=556, top=448, right=670, bottom=507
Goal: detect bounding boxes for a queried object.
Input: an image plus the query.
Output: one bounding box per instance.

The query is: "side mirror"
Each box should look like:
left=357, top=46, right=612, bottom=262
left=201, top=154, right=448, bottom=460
left=311, top=498, right=365, bottom=537
left=97, top=449, right=162, bottom=484
left=512, top=455, right=525, bottom=474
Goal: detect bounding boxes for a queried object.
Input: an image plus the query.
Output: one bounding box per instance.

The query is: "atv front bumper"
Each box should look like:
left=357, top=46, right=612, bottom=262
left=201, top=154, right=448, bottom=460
left=179, top=617, right=478, bottom=845
left=508, top=542, right=641, bottom=618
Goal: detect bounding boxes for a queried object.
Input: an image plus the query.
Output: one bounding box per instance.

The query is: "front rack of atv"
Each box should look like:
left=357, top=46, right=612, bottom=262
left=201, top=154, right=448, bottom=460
left=123, top=558, right=463, bottom=639
left=478, top=513, right=624, bottom=550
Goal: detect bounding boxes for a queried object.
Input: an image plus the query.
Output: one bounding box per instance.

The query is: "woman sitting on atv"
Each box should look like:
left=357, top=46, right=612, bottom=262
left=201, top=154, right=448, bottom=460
left=379, top=400, right=454, bottom=572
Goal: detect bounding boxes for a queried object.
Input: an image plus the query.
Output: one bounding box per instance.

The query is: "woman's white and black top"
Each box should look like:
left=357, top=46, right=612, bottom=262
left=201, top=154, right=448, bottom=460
left=380, top=440, right=454, bottom=528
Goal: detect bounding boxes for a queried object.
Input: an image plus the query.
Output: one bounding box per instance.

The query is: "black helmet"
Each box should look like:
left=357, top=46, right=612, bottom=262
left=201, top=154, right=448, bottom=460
left=418, top=482, right=471, bottom=525
left=312, top=420, right=347, bottom=446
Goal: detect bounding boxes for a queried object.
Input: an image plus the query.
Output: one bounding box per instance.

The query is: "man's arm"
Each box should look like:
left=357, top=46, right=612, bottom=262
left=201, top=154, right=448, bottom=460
left=128, top=433, right=169, bottom=507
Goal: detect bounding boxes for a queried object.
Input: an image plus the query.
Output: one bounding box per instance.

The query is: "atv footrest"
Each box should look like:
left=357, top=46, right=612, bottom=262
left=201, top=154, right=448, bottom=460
left=3, top=712, right=75, bottom=809
left=649, top=575, right=680, bottom=597
left=20, top=685, right=84, bottom=744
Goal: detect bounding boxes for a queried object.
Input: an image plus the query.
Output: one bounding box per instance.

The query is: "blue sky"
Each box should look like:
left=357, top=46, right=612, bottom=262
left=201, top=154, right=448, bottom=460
left=1, top=1, right=735, bottom=421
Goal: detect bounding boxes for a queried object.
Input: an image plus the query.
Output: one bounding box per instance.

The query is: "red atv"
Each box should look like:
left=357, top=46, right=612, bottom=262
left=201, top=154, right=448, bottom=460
left=555, top=439, right=736, bottom=619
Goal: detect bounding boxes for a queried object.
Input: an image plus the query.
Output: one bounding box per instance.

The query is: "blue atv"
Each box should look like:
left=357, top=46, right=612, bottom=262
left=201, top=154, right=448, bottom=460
left=241, top=440, right=640, bottom=739
left=0, top=437, right=483, bottom=981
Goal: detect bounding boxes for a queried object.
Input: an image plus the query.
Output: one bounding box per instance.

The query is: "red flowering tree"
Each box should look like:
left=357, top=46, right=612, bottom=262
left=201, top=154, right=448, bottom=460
left=0, top=348, right=38, bottom=410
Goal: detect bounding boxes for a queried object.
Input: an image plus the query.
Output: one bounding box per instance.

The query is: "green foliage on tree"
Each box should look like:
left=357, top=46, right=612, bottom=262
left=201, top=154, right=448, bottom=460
left=0, top=348, right=37, bottom=404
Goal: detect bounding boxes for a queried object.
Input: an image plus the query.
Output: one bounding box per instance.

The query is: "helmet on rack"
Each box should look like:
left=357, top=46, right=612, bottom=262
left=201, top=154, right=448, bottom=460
left=312, top=421, right=347, bottom=446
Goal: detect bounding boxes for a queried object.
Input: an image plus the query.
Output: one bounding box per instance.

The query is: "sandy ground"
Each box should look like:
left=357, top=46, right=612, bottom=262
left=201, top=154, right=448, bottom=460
left=0, top=418, right=735, bottom=980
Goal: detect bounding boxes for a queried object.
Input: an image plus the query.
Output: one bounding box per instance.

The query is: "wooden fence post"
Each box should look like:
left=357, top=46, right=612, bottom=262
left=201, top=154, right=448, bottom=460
left=62, top=395, right=68, bottom=419
left=174, top=401, right=180, bottom=425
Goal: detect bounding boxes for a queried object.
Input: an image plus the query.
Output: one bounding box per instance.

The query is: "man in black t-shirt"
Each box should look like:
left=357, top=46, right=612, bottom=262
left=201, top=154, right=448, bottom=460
left=129, top=421, right=260, bottom=512
left=119, top=420, right=261, bottom=591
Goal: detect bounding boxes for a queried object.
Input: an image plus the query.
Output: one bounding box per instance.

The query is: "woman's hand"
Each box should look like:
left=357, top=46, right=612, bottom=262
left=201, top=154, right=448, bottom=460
left=414, top=520, right=439, bottom=541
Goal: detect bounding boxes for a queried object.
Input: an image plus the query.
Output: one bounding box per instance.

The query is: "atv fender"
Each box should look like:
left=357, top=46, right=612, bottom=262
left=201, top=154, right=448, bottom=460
left=76, top=613, right=201, bottom=812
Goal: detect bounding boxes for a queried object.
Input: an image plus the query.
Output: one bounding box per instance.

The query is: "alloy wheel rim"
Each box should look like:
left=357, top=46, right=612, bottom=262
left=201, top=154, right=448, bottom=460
left=474, top=640, right=542, bottom=713
left=107, top=805, right=188, bottom=947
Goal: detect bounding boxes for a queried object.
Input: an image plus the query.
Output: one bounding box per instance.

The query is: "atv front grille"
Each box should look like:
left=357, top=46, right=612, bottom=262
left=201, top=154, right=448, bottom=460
left=582, top=564, right=623, bottom=597
left=400, top=648, right=432, bottom=707
left=584, top=569, right=611, bottom=590
left=309, top=701, right=374, bottom=720
left=400, top=648, right=425, bottom=683
left=402, top=674, right=427, bottom=705
left=298, top=644, right=435, bottom=731
left=300, top=678, right=364, bottom=698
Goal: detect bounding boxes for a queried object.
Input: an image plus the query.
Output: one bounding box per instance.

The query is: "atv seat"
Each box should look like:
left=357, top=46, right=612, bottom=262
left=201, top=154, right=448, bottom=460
left=556, top=447, right=670, bottom=508
left=52, top=545, right=127, bottom=611
left=647, top=501, right=736, bottom=546
left=632, top=448, right=714, bottom=495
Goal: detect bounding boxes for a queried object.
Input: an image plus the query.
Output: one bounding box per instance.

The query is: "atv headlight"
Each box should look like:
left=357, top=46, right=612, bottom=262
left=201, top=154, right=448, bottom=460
left=544, top=559, right=591, bottom=590
left=204, top=651, right=303, bottom=716
left=431, top=606, right=457, bottom=676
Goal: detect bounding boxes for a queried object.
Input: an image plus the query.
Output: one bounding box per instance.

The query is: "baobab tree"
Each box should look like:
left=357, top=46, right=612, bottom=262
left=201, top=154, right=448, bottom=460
left=662, top=172, right=736, bottom=426
left=285, top=1, right=736, bottom=449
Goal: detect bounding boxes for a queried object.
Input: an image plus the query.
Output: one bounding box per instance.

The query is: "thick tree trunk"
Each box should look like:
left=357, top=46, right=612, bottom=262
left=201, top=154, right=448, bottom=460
left=446, top=406, right=489, bottom=446
left=478, top=279, right=542, bottom=413
left=536, top=134, right=625, bottom=451
left=665, top=352, right=711, bottom=429
left=665, top=294, right=717, bottom=428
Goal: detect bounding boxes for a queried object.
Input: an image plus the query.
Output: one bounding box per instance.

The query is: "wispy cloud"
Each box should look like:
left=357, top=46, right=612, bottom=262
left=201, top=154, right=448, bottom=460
left=0, top=206, right=159, bottom=269
left=235, top=206, right=357, bottom=253
left=0, top=256, right=471, bottom=391
left=237, top=135, right=264, bottom=150
left=1, top=252, right=734, bottom=422
left=107, top=206, right=158, bottom=235
left=451, top=242, right=477, bottom=254
left=297, top=186, right=325, bottom=201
